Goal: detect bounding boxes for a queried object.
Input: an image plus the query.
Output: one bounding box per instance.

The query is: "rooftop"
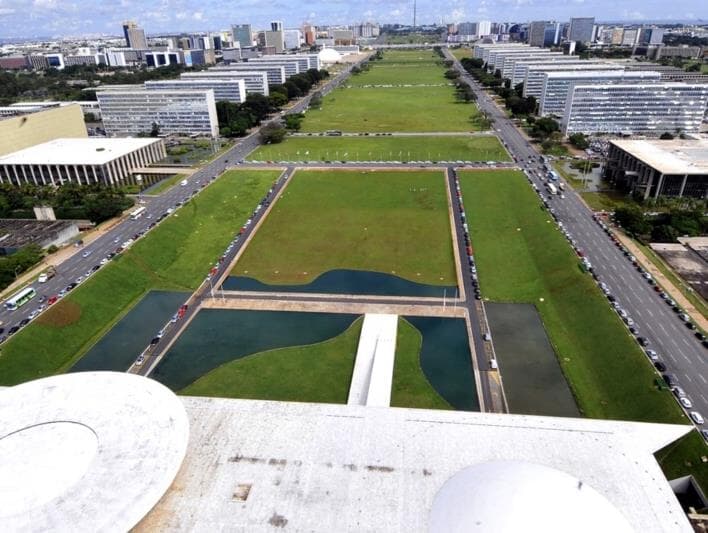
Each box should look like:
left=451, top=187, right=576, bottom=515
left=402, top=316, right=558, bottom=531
left=545, top=69, right=660, bottom=79
left=611, top=139, right=708, bottom=175
left=0, top=137, right=162, bottom=166
left=0, top=219, right=77, bottom=250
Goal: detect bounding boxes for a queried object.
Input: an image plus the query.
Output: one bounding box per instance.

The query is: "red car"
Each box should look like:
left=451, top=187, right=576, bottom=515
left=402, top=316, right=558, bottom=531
left=47, top=295, right=58, bottom=305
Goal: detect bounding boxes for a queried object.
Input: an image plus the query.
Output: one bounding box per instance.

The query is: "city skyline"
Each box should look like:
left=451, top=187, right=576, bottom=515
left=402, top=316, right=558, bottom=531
left=0, top=0, right=706, bottom=39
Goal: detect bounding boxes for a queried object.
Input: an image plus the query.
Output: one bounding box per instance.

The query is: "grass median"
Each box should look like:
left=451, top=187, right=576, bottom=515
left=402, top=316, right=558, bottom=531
left=458, top=169, right=684, bottom=424
left=0, top=169, right=280, bottom=385
left=249, top=135, right=509, bottom=163
left=181, top=317, right=362, bottom=403
left=233, top=169, right=456, bottom=286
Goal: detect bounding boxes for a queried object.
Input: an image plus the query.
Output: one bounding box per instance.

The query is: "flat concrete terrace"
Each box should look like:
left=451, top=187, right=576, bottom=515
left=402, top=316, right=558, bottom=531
left=136, top=395, right=693, bottom=532
left=201, top=296, right=467, bottom=318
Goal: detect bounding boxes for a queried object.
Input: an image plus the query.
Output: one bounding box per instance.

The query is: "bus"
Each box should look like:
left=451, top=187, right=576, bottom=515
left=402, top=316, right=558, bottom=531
left=4, top=287, right=37, bottom=311
left=130, top=206, right=146, bottom=220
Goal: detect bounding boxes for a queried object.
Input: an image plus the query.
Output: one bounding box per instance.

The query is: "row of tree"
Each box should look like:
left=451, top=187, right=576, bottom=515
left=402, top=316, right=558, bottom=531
left=0, top=183, right=133, bottom=224
left=0, top=244, right=45, bottom=292
left=615, top=205, right=708, bottom=243
left=216, top=68, right=328, bottom=138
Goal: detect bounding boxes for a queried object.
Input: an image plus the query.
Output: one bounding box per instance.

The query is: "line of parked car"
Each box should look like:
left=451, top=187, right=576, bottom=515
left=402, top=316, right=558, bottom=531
left=590, top=213, right=706, bottom=431
left=452, top=173, right=481, bottom=301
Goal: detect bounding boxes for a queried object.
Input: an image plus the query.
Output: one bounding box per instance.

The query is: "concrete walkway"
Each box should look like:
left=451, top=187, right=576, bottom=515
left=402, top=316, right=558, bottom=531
left=347, top=314, right=398, bottom=407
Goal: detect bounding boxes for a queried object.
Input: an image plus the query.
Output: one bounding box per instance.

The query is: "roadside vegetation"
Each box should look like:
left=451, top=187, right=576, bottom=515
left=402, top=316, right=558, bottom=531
left=249, top=135, right=509, bottom=163
left=181, top=317, right=362, bottom=403
left=234, top=169, right=456, bottom=286
left=0, top=169, right=280, bottom=385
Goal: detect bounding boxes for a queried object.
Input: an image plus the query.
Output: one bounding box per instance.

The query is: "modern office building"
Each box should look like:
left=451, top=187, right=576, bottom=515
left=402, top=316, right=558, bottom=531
left=528, top=21, right=559, bottom=47
left=210, top=64, right=286, bottom=85
left=568, top=17, right=595, bottom=43
left=638, top=28, right=664, bottom=45
left=523, top=62, right=623, bottom=98
left=0, top=104, right=87, bottom=157
left=604, top=139, right=708, bottom=199
left=97, top=90, right=219, bottom=137
left=145, top=79, right=246, bottom=104
left=561, top=83, right=708, bottom=137
left=270, top=20, right=283, bottom=32
left=539, top=70, right=662, bottom=116
left=283, top=29, right=302, bottom=50
left=264, top=31, right=284, bottom=54
left=248, top=54, right=320, bottom=72
left=144, top=51, right=182, bottom=67
left=0, top=138, right=165, bottom=187
left=473, top=42, right=527, bottom=61
left=231, top=24, right=252, bottom=48
left=485, top=47, right=545, bottom=69
left=510, top=56, right=582, bottom=86
left=621, top=28, right=639, bottom=46
left=245, top=58, right=300, bottom=77
left=122, top=21, right=148, bottom=49
left=498, top=51, right=560, bottom=79
left=181, top=71, right=269, bottom=95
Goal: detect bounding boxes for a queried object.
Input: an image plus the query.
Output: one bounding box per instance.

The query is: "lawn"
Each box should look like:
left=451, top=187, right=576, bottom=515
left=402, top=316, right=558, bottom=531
left=0, top=169, right=280, bottom=385
left=181, top=317, right=362, bottom=403
left=249, top=135, right=509, bottom=163
left=390, top=318, right=452, bottom=410
left=348, top=64, right=451, bottom=86
left=655, top=430, right=708, bottom=498
left=458, top=169, right=685, bottom=424
left=146, top=174, right=185, bottom=195
left=451, top=48, right=473, bottom=60
left=301, top=85, right=480, bottom=133
left=234, top=169, right=456, bottom=286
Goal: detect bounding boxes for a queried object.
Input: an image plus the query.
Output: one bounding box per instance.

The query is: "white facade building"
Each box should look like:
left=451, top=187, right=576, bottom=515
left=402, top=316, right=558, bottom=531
left=283, top=29, right=302, bottom=50
left=181, top=71, right=269, bottom=95
left=523, top=62, right=624, bottom=98
left=210, top=64, right=286, bottom=85
left=97, top=90, right=219, bottom=138
left=510, top=56, right=581, bottom=87
left=246, top=58, right=301, bottom=77
left=145, top=79, right=246, bottom=104
left=562, top=83, right=708, bottom=135
left=0, top=138, right=165, bottom=187
left=540, top=70, right=662, bottom=116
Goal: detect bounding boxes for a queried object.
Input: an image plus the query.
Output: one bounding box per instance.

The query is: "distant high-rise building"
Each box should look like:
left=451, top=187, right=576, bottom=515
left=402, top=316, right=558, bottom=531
left=231, top=24, right=253, bottom=48
left=638, top=27, right=664, bottom=45
left=477, top=21, right=492, bottom=37
left=621, top=28, right=639, bottom=46
left=122, top=20, right=147, bottom=49
left=528, top=21, right=558, bottom=47
left=303, top=24, right=316, bottom=45
left=457, top=22, right=477, bottom=36
left=568, top=17, right=594, bottom=43
left=611, top=27, right=624, bottom=45
left=283, top=29, right=302, bottom=50
left=264, top=30, right=284, bottom=53
left=271, top=21, right=284, bottom=32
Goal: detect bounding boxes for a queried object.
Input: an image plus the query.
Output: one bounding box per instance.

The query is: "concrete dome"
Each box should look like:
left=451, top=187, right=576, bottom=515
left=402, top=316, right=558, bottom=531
left=0, top=372, right=189, bottom=532
left=318, top=47, right=342, bottom=64
left=428, top=460, right=634, bottom=533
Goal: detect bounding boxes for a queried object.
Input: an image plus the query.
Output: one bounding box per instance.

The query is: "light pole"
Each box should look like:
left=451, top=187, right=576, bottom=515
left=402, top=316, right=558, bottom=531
left=135, top=175, right=143, bottom=203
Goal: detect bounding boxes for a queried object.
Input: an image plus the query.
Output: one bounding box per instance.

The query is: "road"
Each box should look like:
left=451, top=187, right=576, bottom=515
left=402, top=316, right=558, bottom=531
left=0, top=59, right=363, bottom=341
left=445, top=48, right=708, bottom=428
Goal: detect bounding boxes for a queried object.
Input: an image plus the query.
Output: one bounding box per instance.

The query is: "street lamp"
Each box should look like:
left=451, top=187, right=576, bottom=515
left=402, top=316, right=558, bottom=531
left=135, top=175, right=143, bottom=203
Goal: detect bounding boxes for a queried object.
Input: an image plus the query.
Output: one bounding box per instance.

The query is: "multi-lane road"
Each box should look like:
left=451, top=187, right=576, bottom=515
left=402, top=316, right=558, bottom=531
left=445, top=48, right=708, bottom=430
left=0, top=60, right=362, bottom=341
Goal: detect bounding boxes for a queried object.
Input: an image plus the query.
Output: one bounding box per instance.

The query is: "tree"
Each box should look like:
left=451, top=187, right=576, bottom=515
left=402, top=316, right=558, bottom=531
left=260, top=122, right=287, bottom=144
left=531, top=117, right=560, bottom=139
left=568, top=133, right=589, bottom=150
left=150, top=122, right=161, bottom=137
left=309, top=92, right=323, bottom=108
left=651, top=224, right=679, bottom=243
left=444, top=69, right=460, bottom=79
left=268, top=92, right=288, bottom=109
left=284, top=113, right=304, bottom=131
left=659, top=132, right=674, bottom=140
left=283, top=81, right=302, bottom=99
left=614, top=206, right=651, bottom=236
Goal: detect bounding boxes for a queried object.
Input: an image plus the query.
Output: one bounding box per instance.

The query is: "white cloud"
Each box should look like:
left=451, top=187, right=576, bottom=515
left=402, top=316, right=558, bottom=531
left=193, top=11, right=203, bottom=20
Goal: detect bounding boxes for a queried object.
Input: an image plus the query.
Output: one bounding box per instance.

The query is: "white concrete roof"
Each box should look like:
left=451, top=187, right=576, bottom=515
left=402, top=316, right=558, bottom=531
left=0, top=372, right=189, bottom=532
left=611, top=138, right=708, bottom=175
left=544, top=69, right=659, bottom=79
left=0, top=137, right=162, bottom=166
left=137, top=396, right=692, bottom=532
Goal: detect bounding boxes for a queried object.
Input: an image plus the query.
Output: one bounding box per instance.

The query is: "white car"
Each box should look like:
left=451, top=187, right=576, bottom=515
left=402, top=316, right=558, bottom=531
left=690, top=411, right=704, bottom=425
left=680, top=397, right=693, bottom=409
left=38, top=273, right=48, bottom=283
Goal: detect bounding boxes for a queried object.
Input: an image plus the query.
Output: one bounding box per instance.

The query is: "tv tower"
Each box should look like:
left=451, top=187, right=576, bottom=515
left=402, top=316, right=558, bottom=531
left=413, top=0, right=417, bottom=29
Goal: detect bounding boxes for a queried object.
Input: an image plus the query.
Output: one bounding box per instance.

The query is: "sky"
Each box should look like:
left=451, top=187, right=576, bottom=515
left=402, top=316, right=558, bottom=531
left=0, top=0, right=705, bottom=39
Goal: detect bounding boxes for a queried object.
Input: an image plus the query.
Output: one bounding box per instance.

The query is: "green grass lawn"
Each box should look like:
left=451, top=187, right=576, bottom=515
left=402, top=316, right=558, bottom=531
left=147, top=174, right=185, bottom=195
left=655, top=430, right=708, bottom=498
left=181, top=317, right=362, bottom=403
left=0, top=169, right=280, bottom=385
left=249, top=135, right=509, bottom=162
left=349, top=54, right=449, bottom=86
left=390, top=318, right=452, bottom=410
left=458, top=169, right=684, bottom=424
left=451, top=48, right=473, bottom=60
left=234, top=169, right=456, bottom=285
left=302, top=85, right=480, bottom=133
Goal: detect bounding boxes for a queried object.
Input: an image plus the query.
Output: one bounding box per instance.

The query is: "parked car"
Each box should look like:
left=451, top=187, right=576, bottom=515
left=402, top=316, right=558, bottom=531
left=637, top=336, right=650, bottom=347
left=690, top=411, right=704, bottom=425
left=680, top=397, right=693, bottom=409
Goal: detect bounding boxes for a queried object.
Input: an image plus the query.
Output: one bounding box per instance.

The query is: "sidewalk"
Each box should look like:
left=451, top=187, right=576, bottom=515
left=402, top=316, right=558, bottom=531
left=614, top=231, right=708, bottom=332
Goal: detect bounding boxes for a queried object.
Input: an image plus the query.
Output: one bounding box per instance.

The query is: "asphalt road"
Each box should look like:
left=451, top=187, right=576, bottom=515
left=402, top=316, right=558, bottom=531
left=0, top=60, right=361, bottom=343
left=445, top=48, right=708, bottom=429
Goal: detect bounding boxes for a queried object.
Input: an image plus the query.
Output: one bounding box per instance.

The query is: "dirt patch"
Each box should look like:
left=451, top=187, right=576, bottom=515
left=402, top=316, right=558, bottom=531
left=35, top=300, right=82, bottom=327
left=651, top=243, right=708, bottom=300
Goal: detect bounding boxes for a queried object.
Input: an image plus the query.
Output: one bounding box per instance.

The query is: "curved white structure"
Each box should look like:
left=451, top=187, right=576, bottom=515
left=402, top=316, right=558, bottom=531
left=0, top=372, right=189, bottom=532
left=318, top=48, right=342, bottom=64
left=429, top=460, right=634, bottom=533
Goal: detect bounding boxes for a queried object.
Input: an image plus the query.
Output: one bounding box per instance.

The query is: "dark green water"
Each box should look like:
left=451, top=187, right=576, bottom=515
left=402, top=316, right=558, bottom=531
left=406, top=316, right=479, bottom=411
left=485, top=303, right=580, bottom=417
left=223, top=269, right=457, bottom=298
left=70, top=290, right=189, bottom=372
left=152, top=309, right=359, bottom=391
